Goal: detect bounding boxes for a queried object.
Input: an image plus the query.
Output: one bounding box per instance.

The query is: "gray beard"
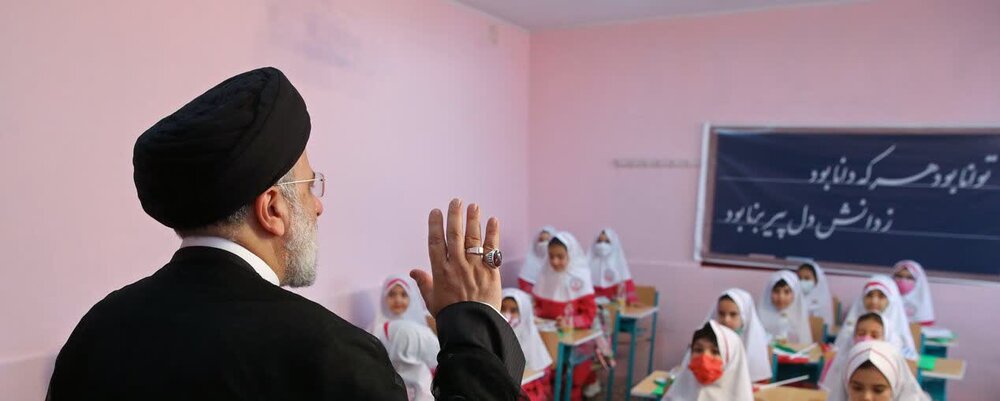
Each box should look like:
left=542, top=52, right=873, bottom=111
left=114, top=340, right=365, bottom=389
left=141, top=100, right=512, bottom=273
left=283, top=195, right=319, bottom=288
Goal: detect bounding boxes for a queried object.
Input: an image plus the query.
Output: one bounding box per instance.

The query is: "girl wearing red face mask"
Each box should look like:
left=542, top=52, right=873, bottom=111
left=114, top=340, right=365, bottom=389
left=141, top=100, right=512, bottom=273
left=665, top=320, right=754, bottom=401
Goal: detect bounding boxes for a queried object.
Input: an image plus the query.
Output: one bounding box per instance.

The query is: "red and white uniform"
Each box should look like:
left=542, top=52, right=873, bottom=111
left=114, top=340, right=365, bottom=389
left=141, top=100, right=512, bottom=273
left=531, top=232, right=597, bottom=401
left=532, top=232, right=597, bottom=328
left=518, top=225, right=557, bottom=293
left=587, top=228, right=637, bottom=303
left=503, top=288, right=553, bottom=401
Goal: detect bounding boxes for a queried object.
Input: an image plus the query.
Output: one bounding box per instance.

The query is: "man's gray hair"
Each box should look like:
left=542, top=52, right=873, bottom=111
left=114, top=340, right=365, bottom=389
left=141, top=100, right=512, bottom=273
left=175, top=169, right=297, bottom=239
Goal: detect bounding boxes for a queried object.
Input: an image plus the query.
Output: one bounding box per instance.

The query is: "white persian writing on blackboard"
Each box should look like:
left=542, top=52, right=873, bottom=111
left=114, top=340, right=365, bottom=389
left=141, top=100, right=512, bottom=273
left=722, top=199, right=893, bottom=240
left=808, top=145, right=996, bottom=194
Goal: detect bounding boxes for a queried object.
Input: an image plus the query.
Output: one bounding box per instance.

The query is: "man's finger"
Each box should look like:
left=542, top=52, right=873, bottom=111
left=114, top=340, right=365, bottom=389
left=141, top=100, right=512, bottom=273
left=409, top=269, right=436, bottom=315
left=446, top=198, right=465, bottom=263
left=427, top=209, right=447, bottom=276
left=484, top=216, right=500, bottom=252
left=464, top=204, right=482, bottom=265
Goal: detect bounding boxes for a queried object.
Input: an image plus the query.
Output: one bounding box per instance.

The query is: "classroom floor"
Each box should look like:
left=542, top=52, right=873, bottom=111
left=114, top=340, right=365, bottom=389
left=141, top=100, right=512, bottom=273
left=601, top=366, right=639, bottom=401
left=593, top=342, right=658, bottom=401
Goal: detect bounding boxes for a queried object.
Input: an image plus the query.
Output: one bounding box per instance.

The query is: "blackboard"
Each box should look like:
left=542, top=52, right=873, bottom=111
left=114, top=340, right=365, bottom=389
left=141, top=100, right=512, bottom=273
left=695, top=126, right=1000, bottom=282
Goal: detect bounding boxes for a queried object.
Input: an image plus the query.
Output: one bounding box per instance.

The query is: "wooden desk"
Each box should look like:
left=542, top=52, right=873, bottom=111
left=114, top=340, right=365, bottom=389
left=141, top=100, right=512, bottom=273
left=620, top=305, right=658, bottom=319
left=754, top=387, right=828, bottom=401
left=907, top=357, right=966, bottom=380
left=522, top=369, right=545, bottom=385
left=925, top=337, right=958, bottom=349
left=776, top=343, right=823, bottom=363
left=561, top=328, right=601, bottom=346
left=630, top=370, right=671, bottom=399
left=772, top=343, right=824, bottom=385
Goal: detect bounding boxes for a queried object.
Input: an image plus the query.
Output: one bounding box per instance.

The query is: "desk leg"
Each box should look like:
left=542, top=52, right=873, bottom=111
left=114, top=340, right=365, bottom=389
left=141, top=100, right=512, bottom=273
left=624, top=325, right=638, bottom=401
left=554, top=343, right=565, bottom=401
left=647, top=311, right=658, bottom=376
left=606, top=316, right=621, bottom=401
left=565, top=358, right=576, bottom=401
left=922, top=378, right=947, bottom=401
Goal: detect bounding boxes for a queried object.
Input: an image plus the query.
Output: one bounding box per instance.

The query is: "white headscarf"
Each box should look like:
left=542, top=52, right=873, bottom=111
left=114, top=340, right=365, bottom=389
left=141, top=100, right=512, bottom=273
left=372, top=274, right=431, bottom=343
left=757, top=270, right=813, bottom=344
left=587, top=228, right=633, bottom=289
left=826, top=340, right=929, bottom=401
left=893, top=260, right=935, bottom=324
left=821, top=312, right=889, bottom=393
left=502, top=288, right=553, bottom=372
left=385, top=320, right=440, bottom=401
left=704, top=288, right=772, bottom=382
left=835, top=275, right=917, bottom=360
left=799, top=261, right=835, bottom=325
left=665, top=320, right=754, bottom=401
left=533, top=231, right=595, bottom=302
left=519, top=226, right=557, bottom=285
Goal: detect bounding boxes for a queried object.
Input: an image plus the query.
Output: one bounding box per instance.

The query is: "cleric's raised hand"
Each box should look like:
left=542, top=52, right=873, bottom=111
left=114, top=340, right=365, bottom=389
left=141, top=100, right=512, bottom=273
left=411, top=199, right=502, bottom=315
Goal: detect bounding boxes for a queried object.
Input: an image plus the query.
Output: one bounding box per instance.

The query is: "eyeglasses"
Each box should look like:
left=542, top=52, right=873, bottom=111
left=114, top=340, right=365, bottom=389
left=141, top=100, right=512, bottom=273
left=277, top=172, right=325, bottom=198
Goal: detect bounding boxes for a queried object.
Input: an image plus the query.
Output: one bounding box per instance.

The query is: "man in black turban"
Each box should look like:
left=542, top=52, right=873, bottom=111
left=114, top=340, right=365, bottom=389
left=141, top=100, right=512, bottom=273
left=46, top=67, right=524, bottom=400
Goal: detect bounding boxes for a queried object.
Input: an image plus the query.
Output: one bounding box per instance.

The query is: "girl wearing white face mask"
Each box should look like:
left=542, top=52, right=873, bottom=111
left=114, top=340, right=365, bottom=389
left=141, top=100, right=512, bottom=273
left=891, top=260, right=935, bottom=326
left=518, top=226, right=557, bottom=293
left=501, top=288, right=553, bottom=401
left=587, top=228, right=637, bottom=303
left=797, top=261, right=834, bottom=326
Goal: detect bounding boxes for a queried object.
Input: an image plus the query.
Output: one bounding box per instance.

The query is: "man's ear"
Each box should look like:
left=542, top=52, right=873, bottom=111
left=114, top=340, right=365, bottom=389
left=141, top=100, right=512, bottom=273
left=253, top=187, right=290, bottom=237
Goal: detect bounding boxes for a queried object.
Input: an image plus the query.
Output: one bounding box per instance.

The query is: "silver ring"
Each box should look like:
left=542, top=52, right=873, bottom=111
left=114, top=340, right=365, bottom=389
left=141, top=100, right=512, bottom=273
left=465, top=247, right=485, bottom=255
left=484, top=249, right=503, bottom=269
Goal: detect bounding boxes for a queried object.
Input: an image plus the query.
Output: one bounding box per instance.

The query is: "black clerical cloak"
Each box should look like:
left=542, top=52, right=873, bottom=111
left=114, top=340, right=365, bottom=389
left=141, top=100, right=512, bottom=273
left=47, top=246, right=524, bottom=400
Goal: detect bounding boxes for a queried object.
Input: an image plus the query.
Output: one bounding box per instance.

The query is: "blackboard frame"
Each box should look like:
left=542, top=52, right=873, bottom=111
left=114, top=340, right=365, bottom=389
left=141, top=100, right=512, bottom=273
left=694, top=123, right=1000, bottom=285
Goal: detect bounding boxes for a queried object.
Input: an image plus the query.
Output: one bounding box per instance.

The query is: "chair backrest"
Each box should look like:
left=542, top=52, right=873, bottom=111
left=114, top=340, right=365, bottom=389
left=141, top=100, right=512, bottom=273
left=809, top=316, right=826, bottom=344
left=636, top=285, right=658, bottom=306
left=603, top=302, right=621, bottom=330
left=769, top=345, right=778, bottom=382
left=540, top=330, right=561, bottom=361
left=833, top=296, right=843, bottom=325
left=910, top=322, right=924, bottom=354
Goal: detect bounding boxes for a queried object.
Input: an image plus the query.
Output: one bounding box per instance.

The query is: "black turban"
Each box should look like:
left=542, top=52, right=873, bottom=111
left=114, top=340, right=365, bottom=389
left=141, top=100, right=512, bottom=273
left=133, top=67, right=310, bottom=229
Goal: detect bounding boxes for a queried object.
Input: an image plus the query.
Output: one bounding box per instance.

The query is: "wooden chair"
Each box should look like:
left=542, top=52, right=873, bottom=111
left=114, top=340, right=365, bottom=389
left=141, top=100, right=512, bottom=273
left=636, top=286, right=657, bottom=307
left=809, top=316, right=826, bottom=345
left=833, top=296, right=843, bottom=325
left=540, top=330, right=560, bottom=361
left=910, top=322, right=925, bottom=355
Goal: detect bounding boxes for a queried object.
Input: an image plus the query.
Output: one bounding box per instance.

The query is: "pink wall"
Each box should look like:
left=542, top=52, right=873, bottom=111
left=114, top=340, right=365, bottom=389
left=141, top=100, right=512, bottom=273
left=0, top=0, right=529, bottom=398
left=528, top=0, right=1000, bottom=398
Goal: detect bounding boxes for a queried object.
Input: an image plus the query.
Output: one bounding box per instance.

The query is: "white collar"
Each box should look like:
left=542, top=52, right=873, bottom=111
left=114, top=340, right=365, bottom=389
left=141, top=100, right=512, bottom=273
left=180, top=236, right=281, bottom=286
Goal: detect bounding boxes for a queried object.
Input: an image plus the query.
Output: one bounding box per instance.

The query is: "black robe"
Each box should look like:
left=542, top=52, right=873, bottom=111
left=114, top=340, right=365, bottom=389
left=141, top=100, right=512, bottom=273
left=46, top=246, right=524, bottom=400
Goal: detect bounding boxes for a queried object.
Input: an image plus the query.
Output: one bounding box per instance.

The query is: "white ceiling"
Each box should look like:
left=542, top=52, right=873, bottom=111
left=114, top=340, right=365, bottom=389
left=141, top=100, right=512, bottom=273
left=455, top=0, right=859, bottom=30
